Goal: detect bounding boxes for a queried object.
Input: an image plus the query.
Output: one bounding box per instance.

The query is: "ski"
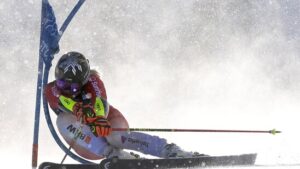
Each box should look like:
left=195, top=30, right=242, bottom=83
left=38, top=153, right=256, bottom=169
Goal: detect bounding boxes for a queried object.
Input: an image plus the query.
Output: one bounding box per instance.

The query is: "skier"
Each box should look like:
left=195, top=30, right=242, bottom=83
left=44, top=51, right=203, bottom=160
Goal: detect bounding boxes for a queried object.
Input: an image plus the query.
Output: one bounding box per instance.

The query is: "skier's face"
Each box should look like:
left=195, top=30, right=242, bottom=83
left=56, top=79, right=82, bottom=96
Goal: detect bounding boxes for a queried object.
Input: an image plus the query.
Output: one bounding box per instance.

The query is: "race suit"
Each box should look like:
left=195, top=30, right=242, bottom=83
left=44, top=71, right=167, bottom=160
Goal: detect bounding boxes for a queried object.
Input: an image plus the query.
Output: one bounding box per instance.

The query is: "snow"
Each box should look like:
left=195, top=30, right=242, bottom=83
left=0, top=0, right=299, bottom=169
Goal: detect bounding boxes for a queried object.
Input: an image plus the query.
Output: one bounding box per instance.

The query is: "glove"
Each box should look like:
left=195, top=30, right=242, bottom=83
left=72, top=101, right=111, bottom=137
left=88, top=116, right=112, bottom=137
left=72, top=102, right=96, bottom=123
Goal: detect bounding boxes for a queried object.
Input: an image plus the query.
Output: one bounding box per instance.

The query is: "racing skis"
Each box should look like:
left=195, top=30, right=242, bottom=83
left=38, top=153, right=257, bottom=169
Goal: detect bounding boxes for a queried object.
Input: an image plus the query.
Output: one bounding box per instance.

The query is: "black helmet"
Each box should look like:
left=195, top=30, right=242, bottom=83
left=55, top=51, right=90, bottom=87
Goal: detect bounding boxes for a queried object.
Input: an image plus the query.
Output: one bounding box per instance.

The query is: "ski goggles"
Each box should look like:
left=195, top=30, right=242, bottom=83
left=56, top=79, right=82, bottom=94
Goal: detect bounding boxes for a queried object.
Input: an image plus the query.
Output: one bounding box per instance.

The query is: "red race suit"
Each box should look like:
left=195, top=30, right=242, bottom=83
left=44, top=71, right=129, bottom=160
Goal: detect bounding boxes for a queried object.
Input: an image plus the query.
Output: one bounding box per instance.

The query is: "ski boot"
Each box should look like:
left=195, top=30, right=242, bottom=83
left=161, top=143, right=208, bottom=158
left=106, top=148, right=140, bottom=159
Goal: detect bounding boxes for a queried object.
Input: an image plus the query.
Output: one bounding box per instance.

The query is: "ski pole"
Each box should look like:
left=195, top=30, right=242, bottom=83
left=112, top=128, right=281, bottom=135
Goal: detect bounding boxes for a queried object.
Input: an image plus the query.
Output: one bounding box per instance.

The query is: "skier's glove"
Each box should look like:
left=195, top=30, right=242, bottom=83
left=89, top=116, right=112, bottom=137
left=72, top=102, right=97, bottom=123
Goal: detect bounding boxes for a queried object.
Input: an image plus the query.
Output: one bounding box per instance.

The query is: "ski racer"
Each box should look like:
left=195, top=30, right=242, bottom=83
left=44, top=51, right=203, bottom=160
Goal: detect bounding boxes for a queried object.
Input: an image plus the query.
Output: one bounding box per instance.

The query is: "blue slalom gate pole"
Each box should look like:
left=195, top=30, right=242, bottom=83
left=58, top=0, right=86, bottom=39
left=32, top=0, right=47, bottom=168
